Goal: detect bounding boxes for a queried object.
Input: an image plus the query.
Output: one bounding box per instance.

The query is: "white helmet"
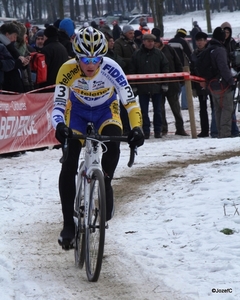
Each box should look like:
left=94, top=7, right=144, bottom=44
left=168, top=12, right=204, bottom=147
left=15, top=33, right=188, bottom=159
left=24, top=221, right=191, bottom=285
left=72, top=26, right=108, bottom=57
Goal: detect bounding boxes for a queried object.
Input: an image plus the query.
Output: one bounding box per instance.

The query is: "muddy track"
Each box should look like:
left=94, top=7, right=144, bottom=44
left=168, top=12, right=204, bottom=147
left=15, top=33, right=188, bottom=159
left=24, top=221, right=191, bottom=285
left=113, top=149, right=240, bottom=207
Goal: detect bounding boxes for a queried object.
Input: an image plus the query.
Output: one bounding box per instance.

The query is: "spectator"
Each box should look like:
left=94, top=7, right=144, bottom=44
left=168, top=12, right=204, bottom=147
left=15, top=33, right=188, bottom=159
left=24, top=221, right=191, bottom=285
left=191, top=31, right=217, bottom=138
left=112, top=21, right=121, bottom=41
left=14, top=21, right=34, bottom=92
left=0, top=22, right=31, bottom=93
left=190, top=21, right=202, bottom=50
left=152, top=27, right=189, bottom=136
left=168, top=28, right=193, bottom=110
left=29, top=25, right=40, bottom=45
left=208, top=27, right=235, bottom=138
left=40, top=25, right=69, bottom=91
left=130, top=33, right=169, bottom=139
left=221, top=21, right=239, bottom=137
left=53, top=19, right=62, bottom=29
left=114, top=25, right=138, bottom=135
left=31, top=30, right=44, bottom=52
left=58, top=18, right=75, bottom=58
left=139, top=19, right=150, bottom=35
left=134, top=30, right=143, bottom=49
left=0, top=44, right=15, bottom=89
left=104, top=31, right=125, bottom=69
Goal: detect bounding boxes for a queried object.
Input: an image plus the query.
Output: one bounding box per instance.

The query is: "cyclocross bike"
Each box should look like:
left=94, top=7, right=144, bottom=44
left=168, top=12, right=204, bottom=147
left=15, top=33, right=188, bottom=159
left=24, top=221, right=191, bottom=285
left=61, top=123, right=136, bottom=282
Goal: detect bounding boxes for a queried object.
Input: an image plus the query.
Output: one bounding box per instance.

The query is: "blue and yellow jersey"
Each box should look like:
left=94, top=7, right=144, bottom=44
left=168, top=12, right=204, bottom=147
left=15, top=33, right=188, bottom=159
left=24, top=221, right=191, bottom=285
left=52, top=56, right=142, bottom=130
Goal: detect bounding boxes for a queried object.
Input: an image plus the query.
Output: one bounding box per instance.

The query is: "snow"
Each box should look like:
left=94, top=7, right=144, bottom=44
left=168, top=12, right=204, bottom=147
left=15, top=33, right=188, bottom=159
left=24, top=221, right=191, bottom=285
left=1, top=10, right=240, bottom=300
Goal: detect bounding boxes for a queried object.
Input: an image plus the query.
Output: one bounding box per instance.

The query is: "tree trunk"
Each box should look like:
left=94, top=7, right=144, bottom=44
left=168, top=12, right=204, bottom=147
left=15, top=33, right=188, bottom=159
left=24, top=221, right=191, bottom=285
left=59, top=0, right=64, bottom=20
left=205, top=0, right=212, bottom=33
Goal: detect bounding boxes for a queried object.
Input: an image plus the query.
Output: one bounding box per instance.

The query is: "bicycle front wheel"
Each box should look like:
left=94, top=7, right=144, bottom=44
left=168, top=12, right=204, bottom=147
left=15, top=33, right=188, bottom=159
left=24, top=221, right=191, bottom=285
left=74, top=162, right=85, bottom=269
left=85, top=169, right=106, bottom=282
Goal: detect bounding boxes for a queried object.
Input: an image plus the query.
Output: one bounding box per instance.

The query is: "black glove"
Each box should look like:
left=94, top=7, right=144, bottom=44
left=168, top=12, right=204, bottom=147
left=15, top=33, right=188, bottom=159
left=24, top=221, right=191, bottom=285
left=55, top=122, right=73, bottom=144
left=128, top=127, right=144, bottom=148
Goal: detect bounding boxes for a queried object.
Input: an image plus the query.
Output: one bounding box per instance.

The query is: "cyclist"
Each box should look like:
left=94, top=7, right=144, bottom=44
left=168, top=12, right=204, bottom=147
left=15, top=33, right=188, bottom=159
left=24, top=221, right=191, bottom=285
left=52, top=26, right=144, bottom=250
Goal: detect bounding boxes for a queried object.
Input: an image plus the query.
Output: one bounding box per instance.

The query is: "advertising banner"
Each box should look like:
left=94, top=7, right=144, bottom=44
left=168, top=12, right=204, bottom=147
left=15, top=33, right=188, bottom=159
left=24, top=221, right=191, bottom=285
left=0, top=93, right=58, bottom=154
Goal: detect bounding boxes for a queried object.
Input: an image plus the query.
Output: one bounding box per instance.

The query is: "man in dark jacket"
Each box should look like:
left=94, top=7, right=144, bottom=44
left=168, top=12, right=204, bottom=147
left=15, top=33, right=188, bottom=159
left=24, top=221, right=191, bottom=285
left=207, top=27, right=235, bottom=138
left=130, top=33, right=169, bottom=138
left=40, top=25, right=69, bottom=92
left=114, top=25, right=138, bottom=134
left=191, top=31, right=217, bottom=138
left=152, top=27, right=188, bottom=136
left=168, top=28, right=193, bottom=110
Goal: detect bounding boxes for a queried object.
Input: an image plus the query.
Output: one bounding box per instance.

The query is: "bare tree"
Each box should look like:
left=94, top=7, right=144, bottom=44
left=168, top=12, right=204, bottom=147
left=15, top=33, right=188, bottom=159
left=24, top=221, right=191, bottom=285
left=205, top=0, right=212, bottom=33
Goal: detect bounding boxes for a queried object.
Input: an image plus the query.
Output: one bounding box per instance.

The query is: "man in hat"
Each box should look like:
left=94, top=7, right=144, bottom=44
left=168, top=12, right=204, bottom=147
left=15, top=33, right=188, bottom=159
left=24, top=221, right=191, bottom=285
left=114, top=24, right=138, bottom=135
left=130, top=33, right=169, bottom=139
left=207, top=27, right=235, bottom=138
left=191, top=31, right=217, bottom=138
left=31, top=30, right=44, bottom=51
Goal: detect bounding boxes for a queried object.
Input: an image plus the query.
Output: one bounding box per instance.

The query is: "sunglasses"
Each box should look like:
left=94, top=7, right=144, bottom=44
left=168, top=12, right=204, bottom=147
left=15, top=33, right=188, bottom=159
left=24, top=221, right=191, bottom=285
left=79, top=57, right=102, bottom=64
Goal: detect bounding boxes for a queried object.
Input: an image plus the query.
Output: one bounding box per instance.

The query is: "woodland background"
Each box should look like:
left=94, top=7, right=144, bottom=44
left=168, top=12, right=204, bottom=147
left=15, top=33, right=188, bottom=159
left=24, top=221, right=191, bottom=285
left=0, top=0, right=238, bottom=35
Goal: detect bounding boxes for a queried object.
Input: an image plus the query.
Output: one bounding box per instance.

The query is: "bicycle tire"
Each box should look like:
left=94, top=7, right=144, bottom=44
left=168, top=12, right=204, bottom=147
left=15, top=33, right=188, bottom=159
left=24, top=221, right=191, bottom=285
left=74, top=162, right=85, bottom=269
left=85, top=169, right=106, bottom=282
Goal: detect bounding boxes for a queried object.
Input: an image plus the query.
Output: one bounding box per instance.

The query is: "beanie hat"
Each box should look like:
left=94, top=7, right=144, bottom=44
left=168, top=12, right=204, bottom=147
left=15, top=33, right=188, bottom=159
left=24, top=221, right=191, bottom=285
left=59, top=18, right=75, bottom=37
left=177, top=28, right=187, bottom=37
left=122, top=25, right=134, bottom=34
left=193, top=21, right=198, bottom=26
left=44, top=25, right=58, bottom=38
left=195, top=31, right=208, bottom=40
left=53, top=19, right=62, bottom=29
left=151, top=27, right=161, bottom=38
left=36, top=30, right=44, bottom=38
left=212, top=26, right=225, bottom=42
left=134, top=30, right=142, bottom=38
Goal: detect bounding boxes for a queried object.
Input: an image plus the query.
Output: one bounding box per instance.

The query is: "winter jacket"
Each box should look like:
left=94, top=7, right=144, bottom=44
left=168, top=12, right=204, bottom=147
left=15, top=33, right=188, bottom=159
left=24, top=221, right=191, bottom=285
left=130, top=44, right=169, bottom=95
left=0, top=36, right=26, bottom=93
left=168, top=35, right=193, bottom=67
left=113, top=35, right=137, bottom=74
left=0, top=44, right=15, bottom=88
left=105, top=49, right=126, bottom=70
left=160, top=43, right=183, bottom=95
left=40, top=36, right=69, bottom=90
left=58, top=29, right=75, bottom=58
left=221, top=22, right=238, bottom=66
left=208, top=38, right=234, bottom=91
left=112, top=24, right=122, bottom=41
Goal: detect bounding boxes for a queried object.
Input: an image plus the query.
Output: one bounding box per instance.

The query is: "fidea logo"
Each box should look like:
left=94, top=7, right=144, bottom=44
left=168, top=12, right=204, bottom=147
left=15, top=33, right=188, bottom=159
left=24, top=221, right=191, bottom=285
left=102, top=64, right=127, bottom=87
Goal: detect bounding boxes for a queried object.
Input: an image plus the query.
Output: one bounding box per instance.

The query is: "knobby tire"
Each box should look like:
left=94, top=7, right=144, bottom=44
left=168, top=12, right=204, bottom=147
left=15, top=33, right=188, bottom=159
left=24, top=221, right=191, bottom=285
left=85, top=169, right=106, bottom=282
left=74, top=162, right=85, bottom=269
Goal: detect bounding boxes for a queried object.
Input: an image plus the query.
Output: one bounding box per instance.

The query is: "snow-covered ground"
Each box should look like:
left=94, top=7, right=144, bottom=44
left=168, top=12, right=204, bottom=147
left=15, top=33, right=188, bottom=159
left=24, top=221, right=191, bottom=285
left=1, top=10, right=240, bottom=300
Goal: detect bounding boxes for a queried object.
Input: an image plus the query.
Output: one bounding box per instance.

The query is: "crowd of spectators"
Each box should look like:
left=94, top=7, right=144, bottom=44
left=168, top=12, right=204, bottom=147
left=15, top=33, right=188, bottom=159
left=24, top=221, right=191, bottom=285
left=0, top=17, right=239, bottom=138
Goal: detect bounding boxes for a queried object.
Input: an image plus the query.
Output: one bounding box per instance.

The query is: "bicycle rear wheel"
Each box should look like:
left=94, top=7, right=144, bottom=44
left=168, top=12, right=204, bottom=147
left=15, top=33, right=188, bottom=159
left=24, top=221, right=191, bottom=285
left=74, top=162, right=85, bottom=269
left=85, top=169, right=106, bottom=282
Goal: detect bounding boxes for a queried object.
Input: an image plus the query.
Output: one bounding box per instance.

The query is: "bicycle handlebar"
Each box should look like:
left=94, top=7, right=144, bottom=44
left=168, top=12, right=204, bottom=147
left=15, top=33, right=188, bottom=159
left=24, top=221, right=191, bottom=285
left=60, top=133, right=137, bottom=168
